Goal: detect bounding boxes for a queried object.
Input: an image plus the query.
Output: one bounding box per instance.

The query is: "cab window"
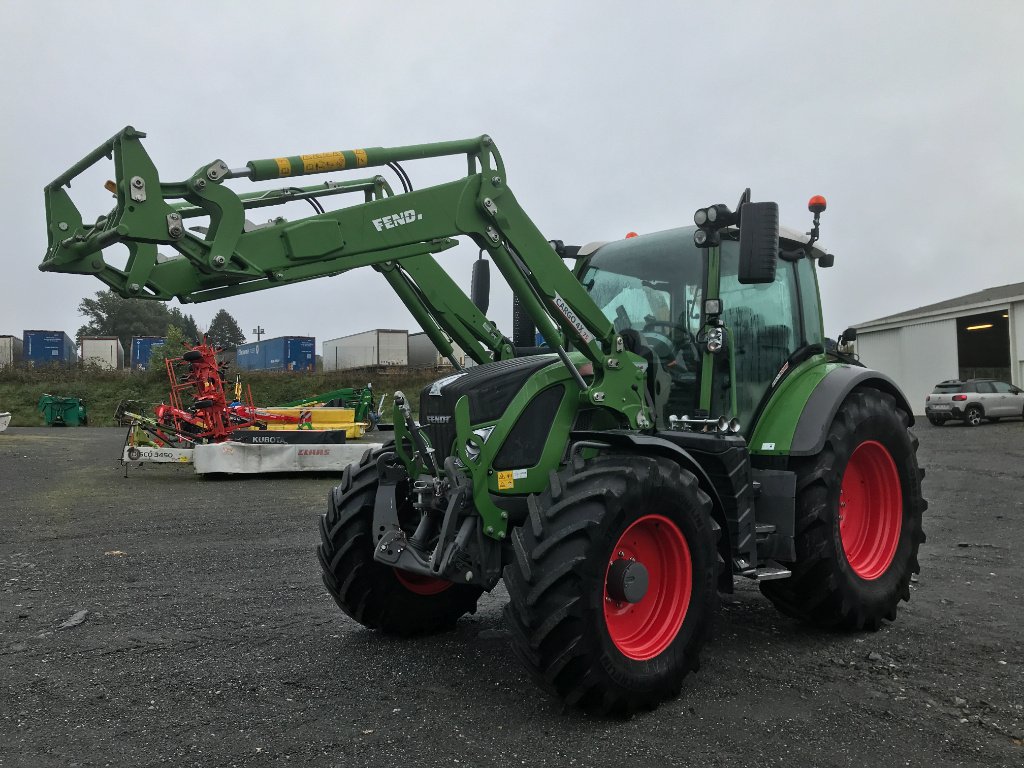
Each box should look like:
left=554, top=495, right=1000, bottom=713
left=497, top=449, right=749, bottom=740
left=718, top=246, right=800, bottom=426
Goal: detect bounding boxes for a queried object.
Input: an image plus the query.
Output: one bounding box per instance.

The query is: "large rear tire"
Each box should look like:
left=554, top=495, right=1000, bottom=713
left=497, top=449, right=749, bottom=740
left=503, top=454, right=717, bottom=715
left=318, top=448, right=482, bottom=635
left=760, top=388, right=926, bottom=630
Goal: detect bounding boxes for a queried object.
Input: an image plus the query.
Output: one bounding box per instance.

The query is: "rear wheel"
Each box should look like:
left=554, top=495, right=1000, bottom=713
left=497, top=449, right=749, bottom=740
left=964, top=405, right=983, bottom=426
left=503, top=454, right=717, bottom=715
left=318, top=447, right=482, bottom=635
left=760, top=388, right=926, bottom=630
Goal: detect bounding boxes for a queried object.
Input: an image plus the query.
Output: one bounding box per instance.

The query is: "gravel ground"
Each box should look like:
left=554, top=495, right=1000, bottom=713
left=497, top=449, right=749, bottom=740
left=1, top=422, right=1021, bottom=767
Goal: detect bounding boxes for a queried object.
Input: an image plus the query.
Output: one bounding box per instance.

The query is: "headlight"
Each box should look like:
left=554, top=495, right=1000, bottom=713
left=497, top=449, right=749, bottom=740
left=464, top=426, right=494, bottom=461
left=706, top=327, right=724, bottom=353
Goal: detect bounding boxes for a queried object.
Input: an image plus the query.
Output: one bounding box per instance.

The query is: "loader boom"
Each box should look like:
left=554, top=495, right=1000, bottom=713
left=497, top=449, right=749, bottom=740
left=41, top=128, right=651, bottom=428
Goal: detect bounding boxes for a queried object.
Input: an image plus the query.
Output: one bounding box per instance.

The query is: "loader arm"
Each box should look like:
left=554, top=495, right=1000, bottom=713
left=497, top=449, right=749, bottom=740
left=41, top=127, right=652, bottom=427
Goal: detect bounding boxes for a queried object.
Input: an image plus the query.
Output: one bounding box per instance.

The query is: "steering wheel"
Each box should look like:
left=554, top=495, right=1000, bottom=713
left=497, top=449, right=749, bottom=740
left=642, top=320, right=701, bottom=372
left=639, top=328, right=674, bottom=359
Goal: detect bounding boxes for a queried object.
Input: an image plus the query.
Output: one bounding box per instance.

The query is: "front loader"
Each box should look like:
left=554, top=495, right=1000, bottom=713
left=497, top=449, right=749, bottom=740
left=41, top=128, right=926, bottom=714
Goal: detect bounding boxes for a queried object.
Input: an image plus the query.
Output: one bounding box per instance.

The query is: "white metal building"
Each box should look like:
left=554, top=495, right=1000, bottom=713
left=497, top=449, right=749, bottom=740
left=854, top=282, right=1024, bottom=415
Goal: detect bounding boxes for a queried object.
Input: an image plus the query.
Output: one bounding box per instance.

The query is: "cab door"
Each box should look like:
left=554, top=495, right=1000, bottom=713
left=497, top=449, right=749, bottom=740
left=716, top=244, right=804, bottom=428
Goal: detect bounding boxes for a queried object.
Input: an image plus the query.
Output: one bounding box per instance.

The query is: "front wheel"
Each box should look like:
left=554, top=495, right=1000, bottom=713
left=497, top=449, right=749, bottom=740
left=503, top=454, right=718, bottom=715
left=318, top=447, right=482, bottom=635
left=760, top=388, right=926, bottom=630
left=926, top=415, right=946, bottom=426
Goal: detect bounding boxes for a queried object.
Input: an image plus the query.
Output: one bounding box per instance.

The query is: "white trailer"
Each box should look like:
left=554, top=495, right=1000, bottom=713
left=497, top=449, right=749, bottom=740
left=323, top=329, right=408, bottom=371
left=0, top=335, right=23, bottom=367
left=408, top=331, right=471, bottom=368
left=81, top=336, right=125, bottom=369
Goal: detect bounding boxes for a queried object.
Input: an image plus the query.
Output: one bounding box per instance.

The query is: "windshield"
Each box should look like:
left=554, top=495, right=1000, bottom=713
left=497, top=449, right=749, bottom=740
left=581, top=229, right=705, bottom=422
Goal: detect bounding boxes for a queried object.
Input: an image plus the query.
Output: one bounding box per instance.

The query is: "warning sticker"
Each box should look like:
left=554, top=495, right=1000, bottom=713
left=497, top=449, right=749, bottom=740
left=300, top=152, right=346, bottom=173
left=275, top=157, right=292, bottom=177
left=497, top=470, right=514, bottom=490
left=512, top=469, right=527, bottom=480
left=353, top=149, right=368, bottom=167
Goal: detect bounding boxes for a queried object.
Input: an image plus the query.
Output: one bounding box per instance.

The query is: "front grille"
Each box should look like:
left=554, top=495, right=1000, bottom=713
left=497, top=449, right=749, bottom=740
left=418, top=356, right=557, bottom=457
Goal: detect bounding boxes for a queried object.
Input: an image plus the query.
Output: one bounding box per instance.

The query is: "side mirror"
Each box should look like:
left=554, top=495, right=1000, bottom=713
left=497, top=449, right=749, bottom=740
left=737, top=202, right=779, bottom=284
left=471, top=256, right=490, bottom=314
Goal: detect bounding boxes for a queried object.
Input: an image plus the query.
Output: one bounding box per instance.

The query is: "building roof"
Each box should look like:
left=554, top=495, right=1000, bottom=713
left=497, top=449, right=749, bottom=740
left=857, top=281, right=1024, bottom=329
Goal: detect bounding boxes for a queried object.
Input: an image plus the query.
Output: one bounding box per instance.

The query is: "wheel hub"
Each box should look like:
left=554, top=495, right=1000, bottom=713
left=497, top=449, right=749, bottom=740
left=606, top=559, right=649, bottom=604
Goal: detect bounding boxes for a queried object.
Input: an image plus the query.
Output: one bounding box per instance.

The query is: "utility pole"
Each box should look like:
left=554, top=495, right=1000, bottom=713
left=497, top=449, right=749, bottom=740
left=252, top=325, right=265, bottom=342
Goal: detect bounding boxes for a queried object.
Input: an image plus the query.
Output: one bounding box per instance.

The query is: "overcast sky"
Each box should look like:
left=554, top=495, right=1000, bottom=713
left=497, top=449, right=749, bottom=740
left=2, top=1, right=1021, bottom=347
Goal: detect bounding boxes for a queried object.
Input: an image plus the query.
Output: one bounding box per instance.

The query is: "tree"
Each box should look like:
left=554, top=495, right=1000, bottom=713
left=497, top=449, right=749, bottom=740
left=169, top=307, right=201, bottom=345
left=76, top=290, right=200, bottom=353
left=207, top=309, right=246, bottom=349
left=146, top=324, right=189, bottom=380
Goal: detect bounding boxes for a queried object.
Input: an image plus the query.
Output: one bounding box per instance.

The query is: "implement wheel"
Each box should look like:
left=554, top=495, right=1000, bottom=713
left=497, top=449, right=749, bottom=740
left=761, top=388, right=926, bottom=629
left=318, top=447, right=482, bottom=635
left=503, top=454, right=718, bottom=715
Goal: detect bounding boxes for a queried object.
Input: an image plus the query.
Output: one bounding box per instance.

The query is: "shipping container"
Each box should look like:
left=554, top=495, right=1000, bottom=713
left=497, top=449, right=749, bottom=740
left=81, top=336, right=125, bottom=369
left=408, top=332, right=471, bottom=368
left=0, top=335, right=23, bottom=367
left=235, top=336, right=315, bottom=371
left=323, top=330, right=408, bottom=371
left=23, top=330, right=77, bottom=365
left=130, top=336, right=165, bottom=370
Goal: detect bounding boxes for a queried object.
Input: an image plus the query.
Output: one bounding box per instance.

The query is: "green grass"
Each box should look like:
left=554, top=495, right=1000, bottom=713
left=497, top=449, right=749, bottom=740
left=0, top=364, right=448, bottom=427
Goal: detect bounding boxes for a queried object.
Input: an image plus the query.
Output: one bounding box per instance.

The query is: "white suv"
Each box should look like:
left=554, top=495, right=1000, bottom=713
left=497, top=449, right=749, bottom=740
left=925, top=379, right=1024, bottom=426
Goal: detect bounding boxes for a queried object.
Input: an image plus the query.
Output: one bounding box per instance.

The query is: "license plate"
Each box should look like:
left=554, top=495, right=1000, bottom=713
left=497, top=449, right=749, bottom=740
left=931, top=404, right=951, bottom=411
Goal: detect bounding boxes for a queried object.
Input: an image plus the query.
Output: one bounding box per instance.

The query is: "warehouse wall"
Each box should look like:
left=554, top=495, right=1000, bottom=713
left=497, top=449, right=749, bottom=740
left=1013, top=301, right=1024, bottom=387
left=857, top=319, right=958, bottom=416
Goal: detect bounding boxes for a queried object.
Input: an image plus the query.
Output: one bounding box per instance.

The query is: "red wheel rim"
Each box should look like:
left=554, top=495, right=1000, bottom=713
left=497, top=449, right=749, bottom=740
left=393, top=569, right=452, bottom=596
left=839, top=440, right=903, bottom=580
left=604, top=514, right=692, bottom=661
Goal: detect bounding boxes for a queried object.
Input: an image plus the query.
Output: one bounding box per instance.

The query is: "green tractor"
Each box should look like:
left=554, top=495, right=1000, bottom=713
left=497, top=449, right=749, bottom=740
left=41, top=128, right=925, bottom=714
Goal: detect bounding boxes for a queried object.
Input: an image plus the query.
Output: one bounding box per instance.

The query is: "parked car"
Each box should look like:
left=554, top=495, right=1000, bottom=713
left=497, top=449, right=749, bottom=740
left=925, top=379, right=1024, bottom=426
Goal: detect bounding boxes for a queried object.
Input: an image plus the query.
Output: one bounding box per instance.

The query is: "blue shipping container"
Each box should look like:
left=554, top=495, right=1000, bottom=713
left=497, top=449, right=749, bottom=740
left=235, top=336, right=315, bottom=371
left=131, top=336, right=166, bottom=369
left=23, top=330, right=76, bottom=365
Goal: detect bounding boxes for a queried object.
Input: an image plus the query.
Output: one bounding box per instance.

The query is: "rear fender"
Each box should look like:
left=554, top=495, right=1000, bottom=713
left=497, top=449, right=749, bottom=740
left=750, top=360, right=914, bottom=458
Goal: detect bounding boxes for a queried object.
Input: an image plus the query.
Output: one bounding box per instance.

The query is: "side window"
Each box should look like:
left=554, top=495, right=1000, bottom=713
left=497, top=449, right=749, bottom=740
left=795, top=257, right=824, bottom=347
left=718, top=247, right=800, bottom=425
left=975, top=381, right=995, bottom=393
left=991, top=381, right=1012, bottom=393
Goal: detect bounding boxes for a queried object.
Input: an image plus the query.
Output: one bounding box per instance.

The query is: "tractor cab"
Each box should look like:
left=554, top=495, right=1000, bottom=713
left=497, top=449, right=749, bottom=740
left=580, top=223, right=829, bottom=433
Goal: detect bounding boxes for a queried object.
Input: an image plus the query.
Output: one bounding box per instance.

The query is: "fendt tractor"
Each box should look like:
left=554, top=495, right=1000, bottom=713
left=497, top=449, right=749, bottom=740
left=41, top=128, right=925, bottom=714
